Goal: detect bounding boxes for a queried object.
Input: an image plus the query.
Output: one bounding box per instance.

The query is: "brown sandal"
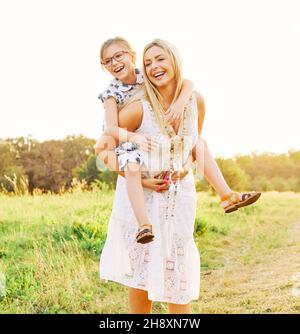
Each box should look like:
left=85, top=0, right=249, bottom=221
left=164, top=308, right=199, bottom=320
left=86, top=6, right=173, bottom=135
left=136, top=224, right=154, bottom=244
left=234, top=192, right=261, bottom=209
left=221, top=192, right=261, bottom=213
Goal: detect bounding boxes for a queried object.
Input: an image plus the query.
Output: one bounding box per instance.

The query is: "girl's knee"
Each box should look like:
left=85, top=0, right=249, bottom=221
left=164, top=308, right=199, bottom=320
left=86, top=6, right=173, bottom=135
left=94, top=133, right=117, bottom=155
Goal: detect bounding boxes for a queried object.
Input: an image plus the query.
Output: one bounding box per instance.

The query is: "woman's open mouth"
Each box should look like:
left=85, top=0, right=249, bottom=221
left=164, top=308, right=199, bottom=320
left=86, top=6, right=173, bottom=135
left=153, top=71, right=166, bottom=80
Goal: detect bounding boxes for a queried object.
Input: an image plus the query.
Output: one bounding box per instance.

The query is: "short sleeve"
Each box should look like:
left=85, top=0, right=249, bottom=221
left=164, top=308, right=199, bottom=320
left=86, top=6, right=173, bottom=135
left=98, top=81, right=123, bottom=104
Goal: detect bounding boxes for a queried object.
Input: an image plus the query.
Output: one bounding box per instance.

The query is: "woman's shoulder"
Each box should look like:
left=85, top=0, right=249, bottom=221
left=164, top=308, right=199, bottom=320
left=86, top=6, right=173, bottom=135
left=118, top=100, right=144, bottom=131
left=123, top=100, right=144, bottom=112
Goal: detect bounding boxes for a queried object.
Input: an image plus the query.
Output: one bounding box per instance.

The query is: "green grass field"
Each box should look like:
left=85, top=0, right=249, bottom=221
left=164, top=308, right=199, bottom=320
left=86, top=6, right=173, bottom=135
left=0, top=191, right=300, bottom=314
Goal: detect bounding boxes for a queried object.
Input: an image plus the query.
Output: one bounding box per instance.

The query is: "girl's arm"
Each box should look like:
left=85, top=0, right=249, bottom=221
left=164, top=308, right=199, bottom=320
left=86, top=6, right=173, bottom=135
left=165, top=79, right=194, bottom=124
left=177, top=79, right=194, bottom=107
left=103, top=97, right=155, bottom=151
left=103, top=97, right=136, bottom=144
left=96, top=100, right=143, bottom=174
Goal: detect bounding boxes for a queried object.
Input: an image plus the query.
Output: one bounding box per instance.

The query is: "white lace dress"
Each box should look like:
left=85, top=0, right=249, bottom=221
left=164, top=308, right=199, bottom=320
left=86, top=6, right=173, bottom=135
left=99, top=95, right=200, bottom=304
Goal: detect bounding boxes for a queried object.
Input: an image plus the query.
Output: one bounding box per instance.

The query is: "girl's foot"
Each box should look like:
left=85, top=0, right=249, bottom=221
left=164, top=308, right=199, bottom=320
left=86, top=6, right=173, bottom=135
left=221, top=192, right=261, bottom=213
left=136, top=224, right=154, bottom=244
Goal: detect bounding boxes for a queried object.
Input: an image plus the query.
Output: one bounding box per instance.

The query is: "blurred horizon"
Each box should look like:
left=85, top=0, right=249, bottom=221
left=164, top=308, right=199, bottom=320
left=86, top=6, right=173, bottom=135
left=1, top=0, right=300, bottom=158
left=0, top=133, right=298, bottom=160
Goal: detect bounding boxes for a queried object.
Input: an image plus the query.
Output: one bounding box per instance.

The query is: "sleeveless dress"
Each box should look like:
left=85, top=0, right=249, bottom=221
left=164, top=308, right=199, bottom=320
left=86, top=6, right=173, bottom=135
left=99, top=94, right=200, bottom=305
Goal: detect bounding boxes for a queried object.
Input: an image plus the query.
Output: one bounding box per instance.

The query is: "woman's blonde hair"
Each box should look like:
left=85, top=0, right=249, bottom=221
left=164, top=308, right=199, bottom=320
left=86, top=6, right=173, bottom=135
left=142, top=39, right=184, bottom=134
left=99, top=36, right=136, bottom=68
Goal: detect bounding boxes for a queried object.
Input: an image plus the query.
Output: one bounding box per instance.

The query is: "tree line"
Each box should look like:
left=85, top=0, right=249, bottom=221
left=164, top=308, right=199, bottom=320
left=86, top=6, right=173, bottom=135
left=0, top=136, right=299, bottom=194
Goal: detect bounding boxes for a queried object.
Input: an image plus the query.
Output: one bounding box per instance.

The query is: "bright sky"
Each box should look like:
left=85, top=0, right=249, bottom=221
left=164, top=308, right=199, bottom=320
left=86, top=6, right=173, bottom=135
left=1, top=0, right=299, bottom=158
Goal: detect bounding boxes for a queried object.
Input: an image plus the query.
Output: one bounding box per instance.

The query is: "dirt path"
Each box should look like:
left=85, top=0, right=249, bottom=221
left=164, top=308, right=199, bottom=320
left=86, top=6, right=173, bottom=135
left=195, top=220, right=300, bottom=313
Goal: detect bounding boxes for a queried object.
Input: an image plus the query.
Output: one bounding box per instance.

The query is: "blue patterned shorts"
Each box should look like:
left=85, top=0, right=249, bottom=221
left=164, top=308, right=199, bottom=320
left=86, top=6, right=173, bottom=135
left=115, top=142, right=144, bottom=171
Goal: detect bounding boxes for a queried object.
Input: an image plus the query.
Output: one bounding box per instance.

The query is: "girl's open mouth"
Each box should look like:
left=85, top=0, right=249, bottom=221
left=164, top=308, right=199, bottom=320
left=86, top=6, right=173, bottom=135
left=114, top=65, right=125, bottom=73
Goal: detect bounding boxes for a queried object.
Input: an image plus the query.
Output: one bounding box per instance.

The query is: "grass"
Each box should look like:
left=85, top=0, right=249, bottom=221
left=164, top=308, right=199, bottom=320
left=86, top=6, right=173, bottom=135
left=0, top=191, right=300, bottom=313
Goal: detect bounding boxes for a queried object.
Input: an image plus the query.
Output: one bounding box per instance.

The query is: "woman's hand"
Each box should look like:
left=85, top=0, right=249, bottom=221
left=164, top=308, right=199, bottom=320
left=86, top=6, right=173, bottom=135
left=141, top=177, right=170, bottom=192
left=141, top=165, right=191, bottom=193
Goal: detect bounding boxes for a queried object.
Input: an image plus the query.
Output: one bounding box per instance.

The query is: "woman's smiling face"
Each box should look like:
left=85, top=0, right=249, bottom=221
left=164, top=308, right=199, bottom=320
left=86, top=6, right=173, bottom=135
left=144, top=45, right=175, bottom=88
left=101, top=43, right=135, bottom=81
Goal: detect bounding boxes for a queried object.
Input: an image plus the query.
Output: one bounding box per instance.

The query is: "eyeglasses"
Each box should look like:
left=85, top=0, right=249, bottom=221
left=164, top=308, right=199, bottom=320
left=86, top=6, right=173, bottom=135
left=101, top=51, right=129, bottom=67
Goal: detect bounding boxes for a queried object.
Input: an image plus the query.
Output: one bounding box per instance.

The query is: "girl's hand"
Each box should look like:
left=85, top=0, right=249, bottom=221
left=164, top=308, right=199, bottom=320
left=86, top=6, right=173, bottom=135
left=141, top=178, right=170, bottom=192
left=165, top=101, right=184, bottom=127
left=130, top=134, right=158, bottom=152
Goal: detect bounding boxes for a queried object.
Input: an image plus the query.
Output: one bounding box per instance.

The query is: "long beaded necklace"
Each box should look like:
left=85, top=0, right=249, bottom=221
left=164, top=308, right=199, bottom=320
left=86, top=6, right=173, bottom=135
left=164, top=106, right=188, bottom=236
left=146, top=96, right=193, bottom=256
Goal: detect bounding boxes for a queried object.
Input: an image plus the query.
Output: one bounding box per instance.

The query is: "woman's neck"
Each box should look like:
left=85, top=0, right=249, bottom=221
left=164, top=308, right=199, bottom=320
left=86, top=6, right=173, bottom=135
left=122, top=69, right=137, bottom=85
left=158, top=81, right=177, bottom=112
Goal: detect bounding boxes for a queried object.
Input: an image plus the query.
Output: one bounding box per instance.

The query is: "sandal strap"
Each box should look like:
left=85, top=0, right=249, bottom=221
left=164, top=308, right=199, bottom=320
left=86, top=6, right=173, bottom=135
left=137, top=230, right=151, bottom=237
left=137, top=224, right=152, bottom=236
left=140, top=223, right=152, bottom=228
left=136, top=224, right=154, bottom=240
left=221, top=193, right=234, bottom=202
left=241, top=193, right=252, bottom=201
left=221, top=193, right=239, bottom=206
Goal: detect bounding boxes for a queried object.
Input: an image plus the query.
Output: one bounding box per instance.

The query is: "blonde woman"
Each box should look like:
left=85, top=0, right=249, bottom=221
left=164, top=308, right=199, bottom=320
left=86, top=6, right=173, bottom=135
left=99, top=39, right=204, bottom=314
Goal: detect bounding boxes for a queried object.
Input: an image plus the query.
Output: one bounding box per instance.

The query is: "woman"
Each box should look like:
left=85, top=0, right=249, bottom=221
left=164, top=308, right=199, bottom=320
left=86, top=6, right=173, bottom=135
left=99, top=39, right=205, bottom=314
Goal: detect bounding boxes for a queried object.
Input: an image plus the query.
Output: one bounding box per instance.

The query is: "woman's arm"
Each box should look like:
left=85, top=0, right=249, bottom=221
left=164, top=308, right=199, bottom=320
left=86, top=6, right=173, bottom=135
left=195, top=91, right=206, bottom=136
left=192, top=91, right=206, bottom=160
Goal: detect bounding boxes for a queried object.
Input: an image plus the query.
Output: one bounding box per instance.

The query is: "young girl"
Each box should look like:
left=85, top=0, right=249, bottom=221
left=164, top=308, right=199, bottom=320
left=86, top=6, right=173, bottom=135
left=95, top=36, right=261, bottom=244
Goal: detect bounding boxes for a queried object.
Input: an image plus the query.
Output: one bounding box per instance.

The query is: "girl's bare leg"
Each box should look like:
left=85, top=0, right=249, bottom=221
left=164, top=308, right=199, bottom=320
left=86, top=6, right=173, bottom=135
left=168, top=303, right=190, bottom=314
left=129, top=288, right=152, bottom=314
left=194, top=137, right=232, bottom=198
left=96, top=136, right=150, bottom=228
left=125, top=163, right=150, bottom=228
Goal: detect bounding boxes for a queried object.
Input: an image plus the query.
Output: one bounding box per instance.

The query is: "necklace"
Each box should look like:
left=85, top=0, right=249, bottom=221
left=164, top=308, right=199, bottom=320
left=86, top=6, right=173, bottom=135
left=146, top=96, right=193, bottom=257
left=164, top=105, right=187, bottom=220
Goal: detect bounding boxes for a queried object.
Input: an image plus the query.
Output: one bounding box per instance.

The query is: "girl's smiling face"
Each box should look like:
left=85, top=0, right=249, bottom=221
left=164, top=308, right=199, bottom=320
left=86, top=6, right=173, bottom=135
left=144, top=45, right=175, bottom=88
left=101, top=43, right=135, bottom=81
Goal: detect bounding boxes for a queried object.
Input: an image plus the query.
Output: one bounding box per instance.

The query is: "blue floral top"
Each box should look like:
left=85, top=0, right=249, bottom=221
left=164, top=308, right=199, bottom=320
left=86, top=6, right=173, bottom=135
left=98, top=68, right=144, bottom=105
